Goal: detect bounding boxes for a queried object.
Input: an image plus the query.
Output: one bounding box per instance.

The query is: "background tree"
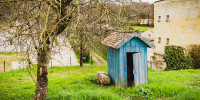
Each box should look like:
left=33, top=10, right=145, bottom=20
left=1, top=0, right=76, bottom=99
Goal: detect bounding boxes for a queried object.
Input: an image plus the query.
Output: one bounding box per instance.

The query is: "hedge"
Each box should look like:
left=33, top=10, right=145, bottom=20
left=188, top=44, right=200, bottom=69
left=163, top=45, right=192, bottom=70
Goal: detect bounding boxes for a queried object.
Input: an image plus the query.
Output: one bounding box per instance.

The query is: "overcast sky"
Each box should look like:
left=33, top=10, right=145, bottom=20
left=138, top=0, right=158, bottom=4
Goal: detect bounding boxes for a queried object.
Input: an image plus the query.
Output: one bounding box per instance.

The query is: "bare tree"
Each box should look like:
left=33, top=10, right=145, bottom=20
left=0, top=0, right=112, bottom=99
left=0, top=0, right=75, bottom=99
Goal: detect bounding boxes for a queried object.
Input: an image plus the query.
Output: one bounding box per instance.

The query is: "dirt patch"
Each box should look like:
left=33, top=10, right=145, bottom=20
left=91, top=52, right=107, bottom=65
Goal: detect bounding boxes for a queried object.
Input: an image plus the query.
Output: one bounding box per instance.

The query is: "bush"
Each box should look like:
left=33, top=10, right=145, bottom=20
left=188, top=44, right=200, bottom=69
left=76, top=49, right=90, bottom=63
left=83, top=50, right=90, bottom=62
left=164, top=45, right=192, bottom=70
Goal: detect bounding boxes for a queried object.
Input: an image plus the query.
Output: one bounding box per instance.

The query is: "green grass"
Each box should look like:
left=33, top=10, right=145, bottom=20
left=96, top=57, right=103, bottom=63
left=97, top=51, right=107, bottom=61
left=75, top=54, right=80, bottom=63
left=93, top=49, right=107, bottom=61
left=0, top=53, right=21, bottom=63
left=0, top=66, right=200, bottom=100
left=130, top=26, right=154, bottom=31
left=0, top=53, right=21, bottom=72
left=0, top=52, right=17, bottom=55
left=92, top=55, right=103, bottom=64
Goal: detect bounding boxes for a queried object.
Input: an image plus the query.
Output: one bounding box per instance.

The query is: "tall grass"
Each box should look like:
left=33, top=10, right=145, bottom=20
left=0, top=65, right=200, bottom=100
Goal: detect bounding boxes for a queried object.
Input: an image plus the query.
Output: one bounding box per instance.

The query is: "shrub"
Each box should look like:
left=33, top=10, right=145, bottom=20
left=188, top=44, right=200, bottom=69
left=163, top=45, right=192, bottom=70
left=83, top=50, right=90, bottom=62
left=76, top=49, right=90, bottom=63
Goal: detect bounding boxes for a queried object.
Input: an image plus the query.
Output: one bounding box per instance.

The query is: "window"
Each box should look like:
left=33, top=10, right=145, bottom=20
left=158, top=37, right=161, bottom=43
left=166, top=15, right=170, bottom=22
left=149, top=34, right=151, bottom=37
left=158, top=16, right=161, bottom=22
left=166, top=38, right=169, bottom=45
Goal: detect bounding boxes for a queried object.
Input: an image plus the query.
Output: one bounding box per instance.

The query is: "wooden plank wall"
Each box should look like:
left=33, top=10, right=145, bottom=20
left=107, top=47, right=120, bottom=85
left=119, top=38, right=148, bottom=87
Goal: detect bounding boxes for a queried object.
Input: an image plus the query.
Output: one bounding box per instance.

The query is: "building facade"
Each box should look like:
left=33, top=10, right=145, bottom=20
left=154, top=0, right=200, bottom=57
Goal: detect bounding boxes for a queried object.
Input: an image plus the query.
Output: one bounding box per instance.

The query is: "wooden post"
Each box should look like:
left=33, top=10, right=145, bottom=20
left=51, top=59, right=52, bottom=67
left=91, top=56, right=93, bottom=65
left=70, top=57, right=71, bottom=66
left=4, top=61, right=5, bottom=72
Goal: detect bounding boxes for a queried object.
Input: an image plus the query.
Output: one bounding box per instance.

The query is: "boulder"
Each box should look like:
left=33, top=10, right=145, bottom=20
left=97, top=71, right=111, bottom=85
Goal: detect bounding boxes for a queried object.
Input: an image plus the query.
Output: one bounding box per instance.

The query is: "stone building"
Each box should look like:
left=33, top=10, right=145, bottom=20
left=141, top=29, right=154, bottom=43
left=141, top=29, right=154, bottom=66
left=0, top=30, right=79, bottom=68
left=154, top=0, right=200, bottom=60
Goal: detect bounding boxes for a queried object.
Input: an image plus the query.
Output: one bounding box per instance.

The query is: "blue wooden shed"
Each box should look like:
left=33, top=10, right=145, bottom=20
left=102, top=32, right=155, bottom=87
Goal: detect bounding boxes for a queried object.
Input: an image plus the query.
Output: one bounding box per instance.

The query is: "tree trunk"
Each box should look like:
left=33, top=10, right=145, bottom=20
left=80, top=40, right=83, bottom=67
left=34, top=46, right=51, bottom=100
left=79, top=29, right=84, bottom=67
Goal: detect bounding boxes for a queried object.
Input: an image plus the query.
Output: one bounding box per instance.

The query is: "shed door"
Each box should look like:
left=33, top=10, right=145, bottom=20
left=133, top=53, right=141, bottom=86
left=127, top=53, right=134, bottom=87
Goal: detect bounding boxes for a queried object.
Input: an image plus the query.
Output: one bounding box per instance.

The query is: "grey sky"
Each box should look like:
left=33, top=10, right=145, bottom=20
left=137, top=0, right=158, bottom=3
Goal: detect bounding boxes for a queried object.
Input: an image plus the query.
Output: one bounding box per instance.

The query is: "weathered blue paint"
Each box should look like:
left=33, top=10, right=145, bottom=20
left=107, top=47, right=120, bottom=85
left=107, top=37, right=152, bottom=87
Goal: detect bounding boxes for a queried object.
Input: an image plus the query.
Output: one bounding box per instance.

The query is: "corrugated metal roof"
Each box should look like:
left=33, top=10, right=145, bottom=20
left=101, top=31, right=155, bottom=49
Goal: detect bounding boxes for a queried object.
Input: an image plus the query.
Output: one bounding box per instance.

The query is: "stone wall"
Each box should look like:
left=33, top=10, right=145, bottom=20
left=154, top=0, right=200, bottom=55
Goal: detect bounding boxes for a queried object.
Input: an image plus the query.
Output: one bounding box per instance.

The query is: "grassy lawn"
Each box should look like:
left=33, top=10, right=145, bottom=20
left=130, top=26, right=154, bottom=31
left=0, top=65, right=200, bottom=100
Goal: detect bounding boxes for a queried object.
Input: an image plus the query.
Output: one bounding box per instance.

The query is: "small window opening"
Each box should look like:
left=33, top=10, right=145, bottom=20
left=149, top=34, right=151, bottom=37
left=158, top=37, right=161, bottom=43
left=158, top=16, right=161, bottom=22
left=166, top=15, right=170, bottom=22
left=166, top=38, right=169, bottom=45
